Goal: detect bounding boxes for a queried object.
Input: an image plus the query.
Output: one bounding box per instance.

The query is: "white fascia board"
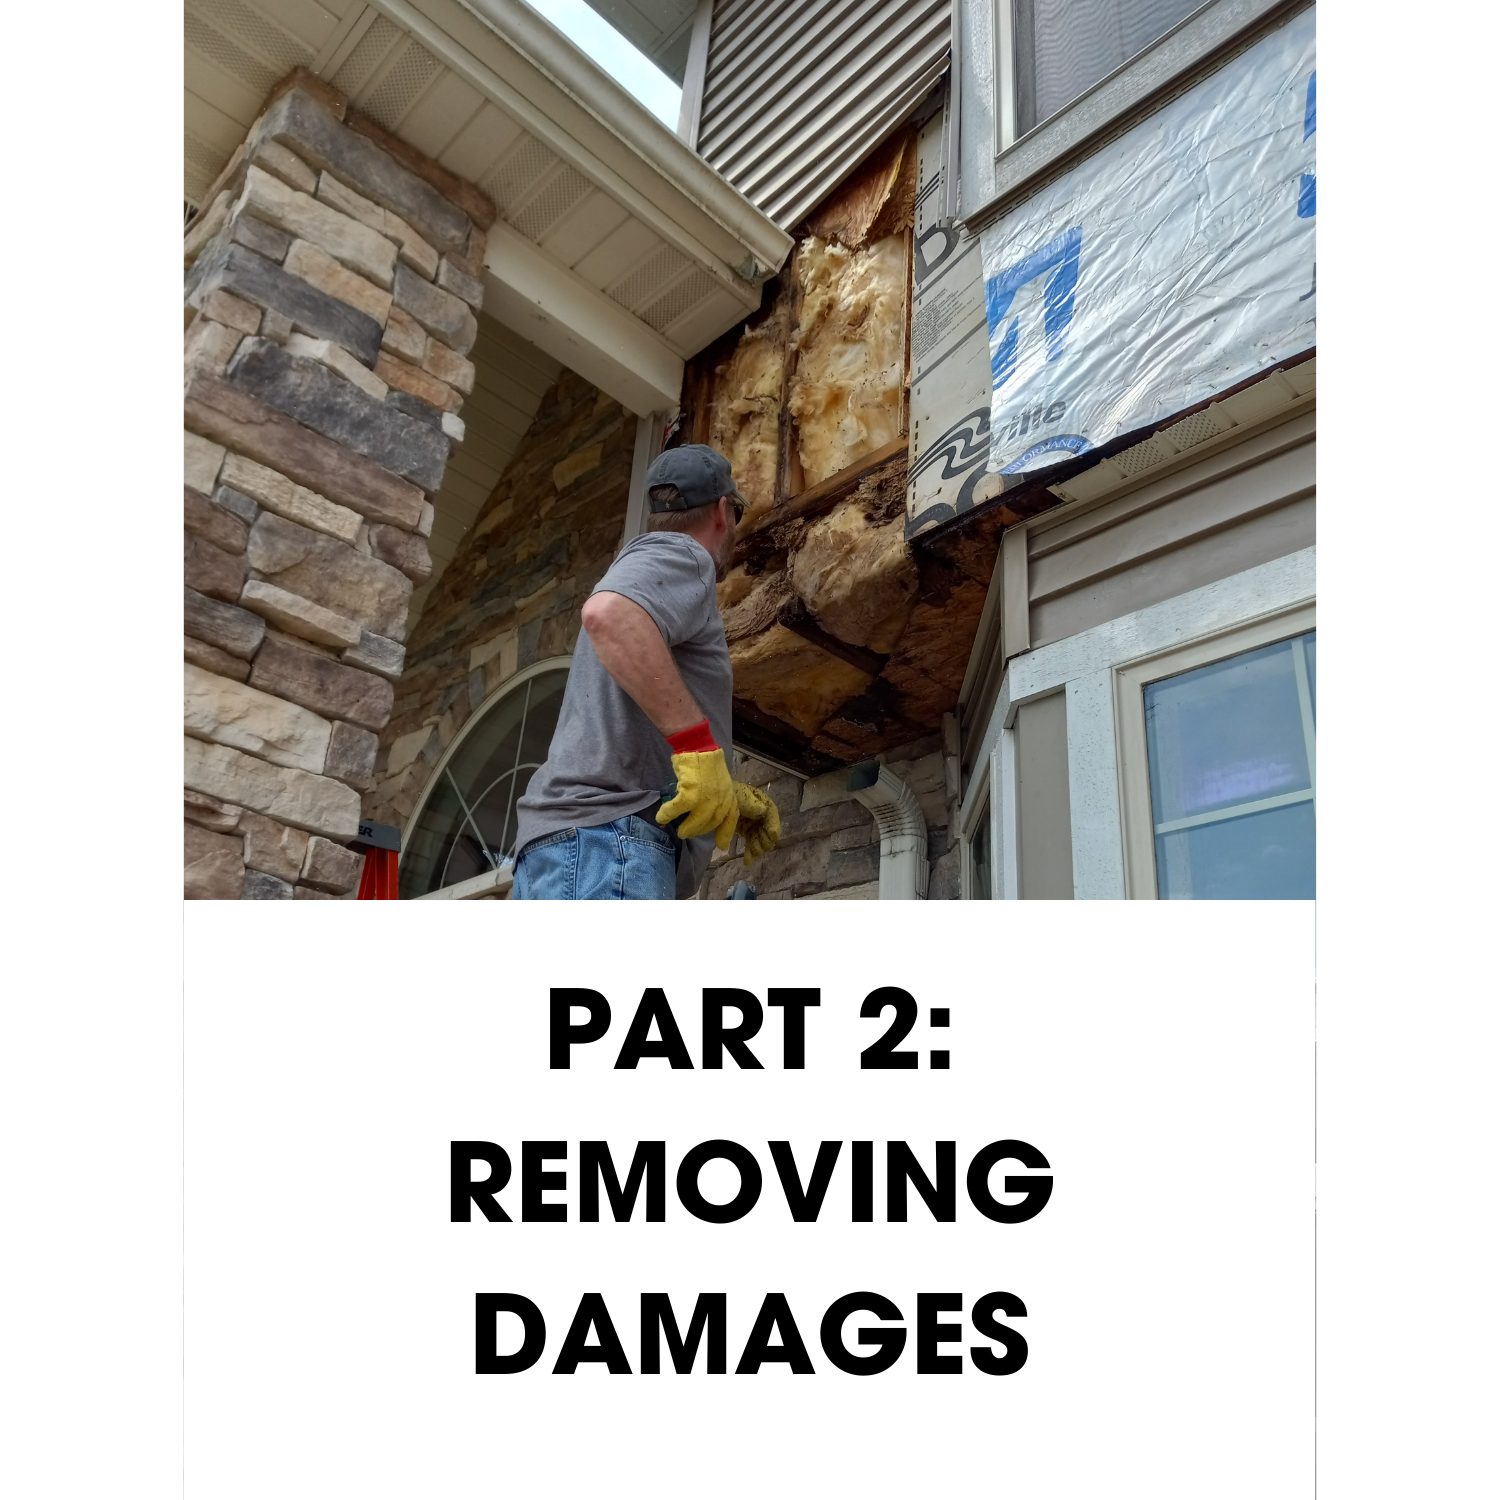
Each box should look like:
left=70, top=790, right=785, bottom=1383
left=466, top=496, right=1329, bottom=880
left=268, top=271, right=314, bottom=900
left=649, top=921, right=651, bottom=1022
left=370, top=0, right=791, bottom=288
left=484, top=220, right=683, bottom=416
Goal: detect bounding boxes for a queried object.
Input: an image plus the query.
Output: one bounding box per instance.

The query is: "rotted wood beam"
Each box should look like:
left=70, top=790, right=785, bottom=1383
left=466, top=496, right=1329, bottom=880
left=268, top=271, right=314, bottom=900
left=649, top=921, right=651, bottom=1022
left=775, top=598, right=889, bottom=679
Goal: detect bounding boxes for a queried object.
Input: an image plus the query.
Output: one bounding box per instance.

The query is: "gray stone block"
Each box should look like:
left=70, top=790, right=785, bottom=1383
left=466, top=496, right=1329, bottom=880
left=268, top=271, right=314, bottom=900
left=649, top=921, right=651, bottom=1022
left=437, top=256, right=483, bottom=308
left=231, top=212, right=292, bottom=262
left=827, top=843, right=881, bottom=889
left=386, top=390, right=441, bottom=428
left=188, top=242, right=382, bottom=368
left=241, top=869, right=295, bottom=899
left=325, top=720, right=379, bottom=785
left=212, top=483, right=260, bottom=525
left=185, top=586, right=266, bottom=660
left=392, top=263, right=471, bottom=345
left=342, top=630, right=405, bottom=682
left=227, top=337, right=449, bottom=494
left=255, top=89, right=470, bottom=251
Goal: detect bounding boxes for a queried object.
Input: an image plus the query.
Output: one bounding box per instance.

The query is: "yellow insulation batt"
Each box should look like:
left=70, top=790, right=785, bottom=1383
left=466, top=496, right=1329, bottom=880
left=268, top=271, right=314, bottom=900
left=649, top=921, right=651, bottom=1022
left=728, top=624, right=873, bottom=738
left=788, top=234, right=908, bottom=486
left=709, top=321, right=784, bottom=532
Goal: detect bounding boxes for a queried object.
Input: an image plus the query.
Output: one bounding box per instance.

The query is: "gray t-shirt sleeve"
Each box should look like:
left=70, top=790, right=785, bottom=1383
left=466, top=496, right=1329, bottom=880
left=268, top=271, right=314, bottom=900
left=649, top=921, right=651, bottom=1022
left=593, top=537, right=715, bottom=646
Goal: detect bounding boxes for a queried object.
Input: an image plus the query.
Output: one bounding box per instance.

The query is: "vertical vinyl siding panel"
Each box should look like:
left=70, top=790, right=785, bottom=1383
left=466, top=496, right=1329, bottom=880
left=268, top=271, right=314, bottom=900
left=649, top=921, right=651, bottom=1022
left=696, top=0, right=950, bottom=228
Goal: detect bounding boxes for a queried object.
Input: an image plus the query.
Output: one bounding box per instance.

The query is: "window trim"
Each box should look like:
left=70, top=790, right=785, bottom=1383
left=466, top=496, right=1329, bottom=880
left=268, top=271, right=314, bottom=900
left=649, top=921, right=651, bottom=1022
left=960, top=755, right=998, bottom=899
left=966, top=0, right=1309, bottom=233
left=399, top=654, right=573, bottom=894
left=1113, top=603, right=1315, bottom=899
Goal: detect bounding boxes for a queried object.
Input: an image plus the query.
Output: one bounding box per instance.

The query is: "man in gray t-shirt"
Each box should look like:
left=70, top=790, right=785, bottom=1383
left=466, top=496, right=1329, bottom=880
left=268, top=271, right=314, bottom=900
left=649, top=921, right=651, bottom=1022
left=511, top=445, right=781, bottom=900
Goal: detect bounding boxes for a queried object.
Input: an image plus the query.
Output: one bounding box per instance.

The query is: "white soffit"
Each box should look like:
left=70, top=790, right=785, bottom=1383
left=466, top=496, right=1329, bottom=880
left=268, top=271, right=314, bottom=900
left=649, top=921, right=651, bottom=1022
left=184, top=0, right=791, bottom=383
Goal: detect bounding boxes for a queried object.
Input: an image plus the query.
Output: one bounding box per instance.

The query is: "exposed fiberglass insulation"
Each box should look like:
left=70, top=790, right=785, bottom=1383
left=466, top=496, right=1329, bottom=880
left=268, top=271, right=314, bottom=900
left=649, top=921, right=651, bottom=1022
left=791, top=502, right=918, bottom=655
left=788, top=234, right=908, bottom=486
left=709, top=319, right=785, bottom=532
left=729, top=625, right=873, bottom=739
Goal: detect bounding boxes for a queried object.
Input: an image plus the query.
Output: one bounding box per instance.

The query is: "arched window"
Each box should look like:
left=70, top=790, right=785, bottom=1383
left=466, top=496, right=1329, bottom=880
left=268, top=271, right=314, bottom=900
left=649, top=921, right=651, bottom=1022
left=398, top=658, right=570, bottom=898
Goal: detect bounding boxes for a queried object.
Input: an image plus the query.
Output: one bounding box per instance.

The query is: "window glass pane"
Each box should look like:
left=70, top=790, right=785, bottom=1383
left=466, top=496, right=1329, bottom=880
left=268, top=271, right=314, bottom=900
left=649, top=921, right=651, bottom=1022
left=1144, top=632, right=1315, bottom=900
left=1146, top=639, right=1310, bottom=824
left=398, top=668, right=569, bottom=898
left=970, top=800, right=992, bottom=900
left=1014, top=0, right=1205, bottom=135
left=1155, top=801, right=1315, bottom=900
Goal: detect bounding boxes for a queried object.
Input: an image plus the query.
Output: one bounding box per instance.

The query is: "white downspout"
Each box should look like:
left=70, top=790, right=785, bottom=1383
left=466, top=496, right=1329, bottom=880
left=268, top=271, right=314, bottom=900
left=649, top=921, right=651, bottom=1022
left=847, top=761, right=929, bottom=900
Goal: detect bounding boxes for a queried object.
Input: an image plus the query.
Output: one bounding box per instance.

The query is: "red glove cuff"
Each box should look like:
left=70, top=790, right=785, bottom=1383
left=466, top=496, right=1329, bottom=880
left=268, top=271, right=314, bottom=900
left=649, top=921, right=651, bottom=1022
left=665, top=718, right=718, bottom=754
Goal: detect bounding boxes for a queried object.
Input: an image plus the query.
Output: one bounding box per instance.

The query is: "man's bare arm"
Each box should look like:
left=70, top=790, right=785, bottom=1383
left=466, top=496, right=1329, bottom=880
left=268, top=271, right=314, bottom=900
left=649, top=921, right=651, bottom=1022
left=580, top=590, right=705, bottom=736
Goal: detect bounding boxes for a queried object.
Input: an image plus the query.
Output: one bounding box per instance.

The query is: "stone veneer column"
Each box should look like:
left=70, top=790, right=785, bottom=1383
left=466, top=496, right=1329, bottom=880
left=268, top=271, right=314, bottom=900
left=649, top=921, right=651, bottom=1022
left=182, top=69, right=494, bottom=899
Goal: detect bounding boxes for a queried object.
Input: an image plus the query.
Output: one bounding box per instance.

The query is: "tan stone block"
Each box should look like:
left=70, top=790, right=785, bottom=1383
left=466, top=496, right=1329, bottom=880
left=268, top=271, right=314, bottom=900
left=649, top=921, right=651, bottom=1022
left=416, top=500, right=435, bottom=538
left=250, top=138, right=317, bottom=195
left=552, top=442, right=604, bottom=491
left=220, top=452, right=362, bottom=545
left=185, top=737, right=361, bottom=839
left=301, top=835, right=364, bottom=894
left=282, top=238, right=393, bottom=326
left=285, top=332, right=388, bottom=400
left=386, top=725, right=436, bottom=777
left=240, top=809, right=310, bottom=883
left=185, top=530, right=247, bottom=603
left=247, top=511, right=411, bottom=641
left=184, top=317, right=243, bottom=377
left=240, top=580, right=363, bottom=650
left=185, top=662, right=333, bottom=773
left=185, top=821, right=244, bottom=899
left=184, top=190, right=231, bottom=267
left=261, top=308, right=294, bottom=343
left=374, top=352, right=460, bottom=412
left=381, top=305, right=427, bottom=363
left=202, top=287, right=263, bottom=336
left=184, top=485, right=249, bottom=554
left=316, top=172, right=440, bottom=279
left=368, top=523, right=432, bottom=582
left=421, top=339, right=475, bottom=394
left=186, top=635, right=251, bottom=682
left=293, top=885, right=338, bottom=899
left=468, top=629, right=518, bottom=676
left=185, top=428, right=226, bottom=494
left=236, top=165, right=397, bottom=289
left=185, top=787, right=242, bottom=834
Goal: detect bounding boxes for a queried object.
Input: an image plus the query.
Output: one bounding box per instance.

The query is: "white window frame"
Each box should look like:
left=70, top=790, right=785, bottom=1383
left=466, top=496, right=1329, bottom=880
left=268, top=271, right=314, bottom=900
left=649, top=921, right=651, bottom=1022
left=1113, top=603, right=1315, bottom=899
left=402, top=655, right=573, bottom=900
left=956, top=546, right=1315, bottom=900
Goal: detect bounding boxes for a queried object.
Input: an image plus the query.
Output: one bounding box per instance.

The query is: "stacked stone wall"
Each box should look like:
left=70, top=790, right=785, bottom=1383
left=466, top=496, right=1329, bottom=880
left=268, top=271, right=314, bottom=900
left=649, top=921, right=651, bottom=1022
left=181, top=70, right=493, bottom=899
left=365, top=370, right=633, bottom=836
left=700, top=740, right=960, bottom=901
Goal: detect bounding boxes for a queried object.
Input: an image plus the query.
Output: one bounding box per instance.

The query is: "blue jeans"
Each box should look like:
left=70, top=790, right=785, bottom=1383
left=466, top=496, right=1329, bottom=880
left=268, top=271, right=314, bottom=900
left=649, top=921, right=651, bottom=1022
left=512, top=815, right=677, bottom=900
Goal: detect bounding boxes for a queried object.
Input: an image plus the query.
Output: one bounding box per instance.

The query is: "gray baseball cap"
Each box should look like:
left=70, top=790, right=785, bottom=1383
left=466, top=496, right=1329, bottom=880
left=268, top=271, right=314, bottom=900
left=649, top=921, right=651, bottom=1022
left=645, top=444, right=749, bottom=513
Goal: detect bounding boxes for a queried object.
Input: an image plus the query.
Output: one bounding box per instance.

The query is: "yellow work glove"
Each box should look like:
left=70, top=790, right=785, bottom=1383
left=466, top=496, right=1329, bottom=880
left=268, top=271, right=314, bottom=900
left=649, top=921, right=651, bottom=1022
left=732, top=782, right=781, bottom=865
left=658, top=747, right=739, bottom=849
